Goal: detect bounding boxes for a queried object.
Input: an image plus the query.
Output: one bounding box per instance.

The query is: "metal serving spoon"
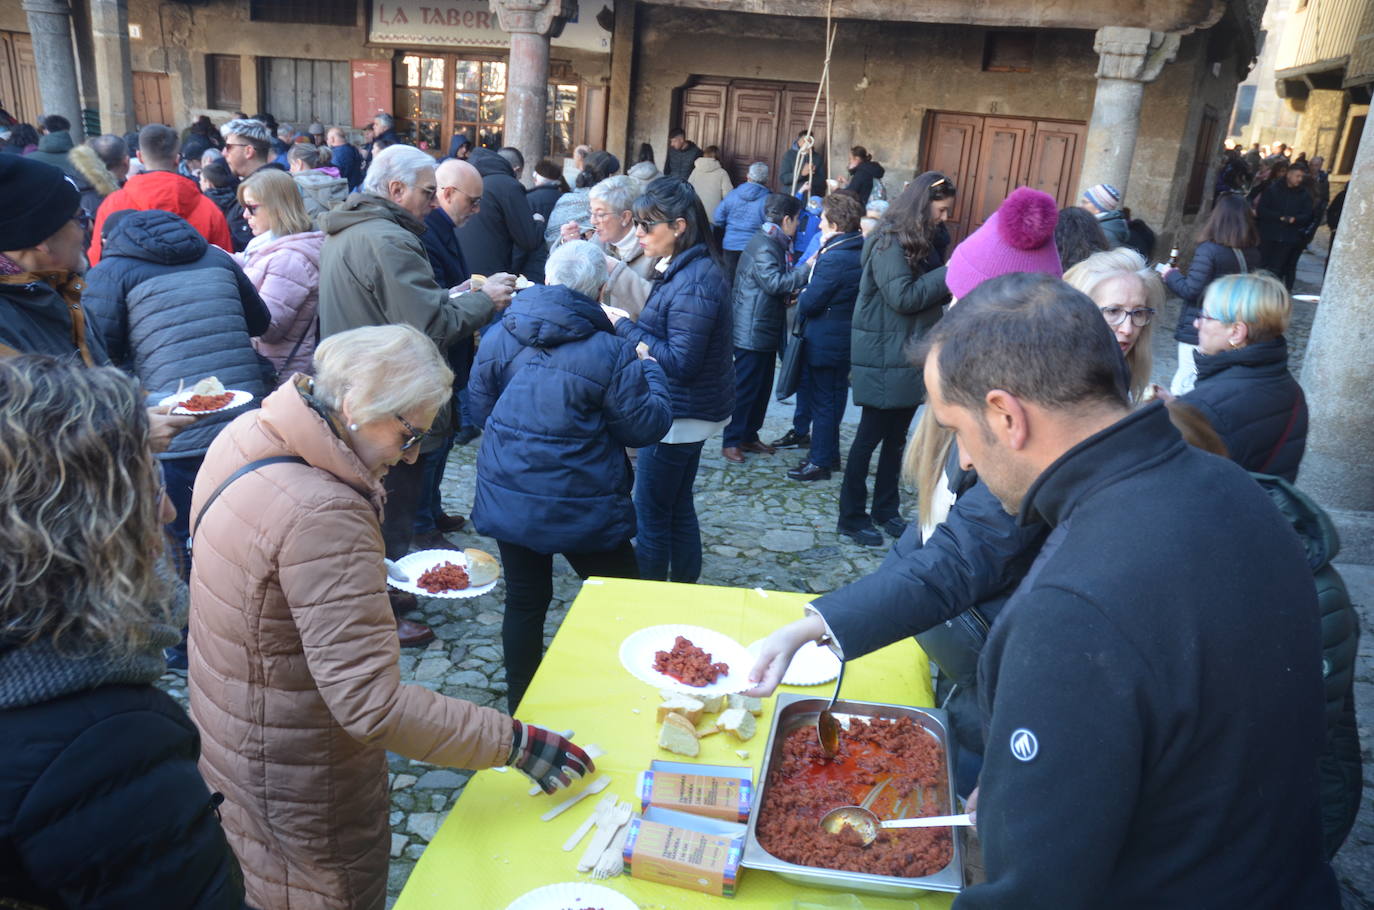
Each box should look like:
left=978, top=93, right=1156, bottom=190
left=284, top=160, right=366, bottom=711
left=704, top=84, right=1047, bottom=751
left=820, top=805, right=974, bottom=846
left=816, top=659, right=845, bottom=756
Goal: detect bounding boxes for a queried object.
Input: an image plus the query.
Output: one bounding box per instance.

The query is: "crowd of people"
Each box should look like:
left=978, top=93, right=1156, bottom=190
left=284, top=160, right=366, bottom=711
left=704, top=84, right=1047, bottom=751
left=0, top=105, right=1356, bottom=910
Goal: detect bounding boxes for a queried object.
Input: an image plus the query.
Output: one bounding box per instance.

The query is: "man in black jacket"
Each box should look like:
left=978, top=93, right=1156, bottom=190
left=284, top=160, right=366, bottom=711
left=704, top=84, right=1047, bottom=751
left=664, top=128, right=703, bottom=180
left=455, top=146, right=544, bottom=277
left=219, top=117, right=288, bottom=251
left=924, top=273, right=1335, bottom=908
left=1257, top=160, right=1316, bottom=289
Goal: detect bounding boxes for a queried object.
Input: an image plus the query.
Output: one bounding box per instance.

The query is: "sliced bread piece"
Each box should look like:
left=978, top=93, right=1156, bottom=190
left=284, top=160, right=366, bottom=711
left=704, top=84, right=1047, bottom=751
left=717, top=707, right=756, bottom=742
left=727, top=694, right=764, bottom=716
left=658, top=711, right=700, bottom=757
left=656, top=694, right=705, bottom=725
left=698, top=693, right=726, bottom=714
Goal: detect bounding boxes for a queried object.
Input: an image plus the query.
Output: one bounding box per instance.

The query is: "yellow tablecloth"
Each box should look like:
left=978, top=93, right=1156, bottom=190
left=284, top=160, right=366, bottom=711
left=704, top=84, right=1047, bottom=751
left=396, top=578, right=956, bottom=910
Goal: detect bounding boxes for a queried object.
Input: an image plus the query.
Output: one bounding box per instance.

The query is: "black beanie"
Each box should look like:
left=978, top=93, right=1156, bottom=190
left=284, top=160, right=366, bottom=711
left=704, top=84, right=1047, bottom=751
left=0, top=155, right=80, bottom=252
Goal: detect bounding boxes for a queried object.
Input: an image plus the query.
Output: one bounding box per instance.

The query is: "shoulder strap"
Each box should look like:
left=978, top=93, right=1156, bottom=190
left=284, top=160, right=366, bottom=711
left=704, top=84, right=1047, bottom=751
left=1232, top=247, right=1248, bottom=274
left=190, top=455, right=307, bottom=543
left=1257, top=388, right=1305, bottom=475
left=281, top=314, right=319, bottom=375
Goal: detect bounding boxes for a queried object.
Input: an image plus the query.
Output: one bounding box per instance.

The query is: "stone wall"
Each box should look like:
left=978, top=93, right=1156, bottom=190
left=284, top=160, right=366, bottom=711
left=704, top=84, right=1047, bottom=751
left=627, top=6, right=1244, bottom=253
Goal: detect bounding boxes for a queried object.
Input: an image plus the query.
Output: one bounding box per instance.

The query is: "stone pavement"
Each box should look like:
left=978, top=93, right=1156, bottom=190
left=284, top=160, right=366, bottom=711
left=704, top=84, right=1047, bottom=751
left=153, top=231, right=1374, bottom=908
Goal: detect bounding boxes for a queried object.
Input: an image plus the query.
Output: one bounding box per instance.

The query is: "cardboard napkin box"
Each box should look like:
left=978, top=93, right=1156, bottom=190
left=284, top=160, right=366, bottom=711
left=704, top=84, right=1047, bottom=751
left=623, top=806, right=746, bottom=897
left=637, top=761, right=753, bottom=823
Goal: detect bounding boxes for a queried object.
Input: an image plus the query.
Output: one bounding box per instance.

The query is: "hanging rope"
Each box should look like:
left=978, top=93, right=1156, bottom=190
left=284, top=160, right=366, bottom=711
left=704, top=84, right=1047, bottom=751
left=792, top=0, right=837, bottom=198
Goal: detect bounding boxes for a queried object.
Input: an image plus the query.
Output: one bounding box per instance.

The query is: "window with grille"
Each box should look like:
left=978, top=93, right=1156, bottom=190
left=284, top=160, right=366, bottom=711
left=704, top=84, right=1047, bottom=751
left=250, top=0, right=356, bottom=26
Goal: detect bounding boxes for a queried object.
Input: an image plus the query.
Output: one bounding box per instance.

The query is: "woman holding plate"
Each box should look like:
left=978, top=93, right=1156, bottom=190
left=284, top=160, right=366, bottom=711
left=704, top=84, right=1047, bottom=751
left=188, top=323, right=593, bottom=910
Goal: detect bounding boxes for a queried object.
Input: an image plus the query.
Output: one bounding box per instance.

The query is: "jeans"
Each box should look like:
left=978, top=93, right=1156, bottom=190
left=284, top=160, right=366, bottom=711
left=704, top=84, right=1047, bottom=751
left=457, top=386, right=474, bottom=430
left=496, top=538, right=640, bottom=712
left=723, top=348, right=774, bottom=448
left=161, top=455, right=204, bottom=581
left=381, top=457, right=425, bottom=560
left=634, top=439, right=705, bottom=583
left=1170, top=342, right=1199, bottom=396
left=805, top=364, right=848, bottom=469
left=839, top=406, right=916, bottom=529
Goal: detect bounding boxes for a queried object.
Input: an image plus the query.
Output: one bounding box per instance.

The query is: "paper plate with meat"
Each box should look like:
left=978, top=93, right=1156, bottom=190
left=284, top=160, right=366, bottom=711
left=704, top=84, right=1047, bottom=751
left=619, top=624, right=754, bottom=695
left=158, top=376, right=254, bottom=416
left=388, top=548, right=500, bottom=599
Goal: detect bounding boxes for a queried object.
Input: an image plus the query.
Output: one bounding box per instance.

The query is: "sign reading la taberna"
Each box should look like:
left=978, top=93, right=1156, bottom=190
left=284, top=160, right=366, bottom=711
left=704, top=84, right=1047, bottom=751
left=370, top=0, right=613, bottom=54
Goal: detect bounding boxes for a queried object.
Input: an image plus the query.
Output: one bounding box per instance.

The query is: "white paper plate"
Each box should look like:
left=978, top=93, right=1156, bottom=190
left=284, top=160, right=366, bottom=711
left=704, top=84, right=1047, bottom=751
left=619, top=624, right=754, bottom=696
left=157, top=388, right=254, bottom=416
left=1293, top=294, right=1320, bottom=303
left=504, top=882, right=637, bottom=910
left=387, top=549, right=498, bottom=599
left=747, top=638, right=841, bottom=686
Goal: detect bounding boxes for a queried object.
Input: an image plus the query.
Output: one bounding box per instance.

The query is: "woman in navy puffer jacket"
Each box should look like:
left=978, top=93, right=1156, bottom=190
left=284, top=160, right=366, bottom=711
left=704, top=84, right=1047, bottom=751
left=789, top=193, right=865, bottom=482
left=1181, top=272, right=1307, bottom=482
left=605, top=177, right=734, bottom=583
left=470, top=241, right=673, bottom=710
left=1162, top=193, right=1261, bottom=395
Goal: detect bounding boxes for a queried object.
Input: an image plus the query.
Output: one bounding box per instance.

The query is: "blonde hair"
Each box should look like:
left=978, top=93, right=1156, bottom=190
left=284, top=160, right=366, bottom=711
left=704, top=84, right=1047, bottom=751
left=909, top=406, right=955, bottom=532
left=238, top=167, right=314, bottom=236
left=0, top=357, right=172, bottom=652
left=312, top=324, right=454, bottom=426
left=1062, top=248, right=1161, bottom=403
left=1201, top=272, right=1291, bottom=343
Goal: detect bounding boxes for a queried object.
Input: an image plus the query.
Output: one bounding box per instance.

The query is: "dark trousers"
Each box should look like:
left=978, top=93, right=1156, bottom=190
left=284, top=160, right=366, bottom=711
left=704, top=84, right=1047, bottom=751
left=634, top=439, right=705, bottom=583
left=496, top=538, right=640, bottom=712
left=791, top=364, right=812, bottom=434
left=1260, top=239, right=1302, bottom=290
left=381, top=457, right=426, bottom=561
left=161, top=455, right=204, bottom=582
left=806, top=364, right=848, bottom=469
left=722, top=249, right=741, bottom=282
left=839, top=406, right=916, bottom=530
left=415, top=398, right=459, bottom=534
left=723, top=348, right=774, bottom=448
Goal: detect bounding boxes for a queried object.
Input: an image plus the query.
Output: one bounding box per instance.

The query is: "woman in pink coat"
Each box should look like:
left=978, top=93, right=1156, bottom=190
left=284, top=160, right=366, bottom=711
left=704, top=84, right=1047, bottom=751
left=236, top=167, right=325, bottom=377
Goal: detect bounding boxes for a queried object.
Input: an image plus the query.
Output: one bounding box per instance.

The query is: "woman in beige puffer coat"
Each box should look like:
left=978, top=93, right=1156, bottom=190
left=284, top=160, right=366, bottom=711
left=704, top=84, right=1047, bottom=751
left=187, top=325, right=592, bottom=910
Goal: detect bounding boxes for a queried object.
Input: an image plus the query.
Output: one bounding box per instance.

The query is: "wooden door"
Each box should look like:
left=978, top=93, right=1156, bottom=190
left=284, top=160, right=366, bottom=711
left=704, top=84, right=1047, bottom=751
left=725, top=84, right=780, bottom=184
left=968, top=117, right=1033, bottom=238
left=0, top=31, right=41, bottom=125
left=132, top=72, right=173, bottom=127
left=922, top=111, right=982, bottom=244
left=1025, top=120, right=1086, bottom=210
left=679, top=82, right=725, bottom=154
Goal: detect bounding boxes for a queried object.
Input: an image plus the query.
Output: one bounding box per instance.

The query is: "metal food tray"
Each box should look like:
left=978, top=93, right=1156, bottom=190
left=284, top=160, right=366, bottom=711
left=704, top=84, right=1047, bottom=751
left=742, top=692, right=964, bottom=897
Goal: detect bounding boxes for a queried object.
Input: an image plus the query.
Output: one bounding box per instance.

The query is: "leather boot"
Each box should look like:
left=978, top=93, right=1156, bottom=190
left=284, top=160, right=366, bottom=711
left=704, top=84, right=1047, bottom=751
left=397, top=617, right=435, bottom=647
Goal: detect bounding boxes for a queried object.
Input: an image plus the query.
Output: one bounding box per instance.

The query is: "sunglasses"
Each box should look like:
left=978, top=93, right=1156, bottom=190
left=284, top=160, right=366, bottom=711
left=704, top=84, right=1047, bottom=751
left=397, top=414, right=429, bottom=451
left=633, top=218, right=669, bottom=232
left=243, top=203, right=261, bottom=215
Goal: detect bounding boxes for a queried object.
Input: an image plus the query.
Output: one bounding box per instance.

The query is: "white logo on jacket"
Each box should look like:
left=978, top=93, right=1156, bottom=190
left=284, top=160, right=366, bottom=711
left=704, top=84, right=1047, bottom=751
left=1010, top=728, right=1039, bottom=762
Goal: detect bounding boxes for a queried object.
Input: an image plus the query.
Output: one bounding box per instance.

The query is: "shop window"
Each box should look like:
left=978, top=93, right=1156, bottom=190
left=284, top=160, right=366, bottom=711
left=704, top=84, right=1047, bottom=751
left=1184, top=107, right=1222, bottom=216
left=452, top=58, right=507, bottom=151
left=983, top=32, right=1035, bottom=73
left=207, top=54, right=241, bottom=111
left=398, top=54, right=449, bottom=151
left=250, top=0, right=355, bottom=26
left=547, top=82, right=579, bottom=158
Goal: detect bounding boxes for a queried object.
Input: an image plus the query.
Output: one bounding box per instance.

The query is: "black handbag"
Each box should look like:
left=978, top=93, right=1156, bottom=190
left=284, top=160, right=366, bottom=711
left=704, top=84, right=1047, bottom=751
left=775, top=313, right=807, bottom=401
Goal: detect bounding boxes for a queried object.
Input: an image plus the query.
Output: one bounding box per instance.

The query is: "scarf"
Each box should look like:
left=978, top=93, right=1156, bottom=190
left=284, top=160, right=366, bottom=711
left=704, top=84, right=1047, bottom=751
left=0, top=267, right=94, bottom=365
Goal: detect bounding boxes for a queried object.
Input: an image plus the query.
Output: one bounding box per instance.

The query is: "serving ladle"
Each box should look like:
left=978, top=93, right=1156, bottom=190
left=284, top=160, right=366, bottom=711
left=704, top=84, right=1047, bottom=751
left=820, top=805, right=975, bottom=846
left=816, top=659, right=845, bottom=756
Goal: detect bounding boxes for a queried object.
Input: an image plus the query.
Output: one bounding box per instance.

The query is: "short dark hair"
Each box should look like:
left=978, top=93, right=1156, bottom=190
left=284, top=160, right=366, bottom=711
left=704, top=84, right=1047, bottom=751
left=40, top=114, right=70, bottom=133
left=498, top=146, right=524, bottom=171
left=200, top=157, right=235, bottom=189
left=1198, top=193, right=1259, bottom=249
left=703, top=145, right=720, bottom=158
left=823, top=191, right=864, bottom=233
left=137, top=123, right=180, bottom=168
left=88, top=133, right=128, bottom=170
left=850, top=145, right=871, bottom=162
left=1054, top=206, right=1111, bottom=273
left=669, top=128, right=686, bottom=140
left=576, top=150, right=620, bottom=189
left=763, top=193, right=802, bottom=225
left=797, top=130, right=811, bottom=139
left=921, top=272, right=1130, bottom=414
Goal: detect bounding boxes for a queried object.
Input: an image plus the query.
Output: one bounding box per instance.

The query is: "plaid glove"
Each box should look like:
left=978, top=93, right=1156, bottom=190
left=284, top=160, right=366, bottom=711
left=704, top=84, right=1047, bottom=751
left=507, top=720, right=595, bottom=794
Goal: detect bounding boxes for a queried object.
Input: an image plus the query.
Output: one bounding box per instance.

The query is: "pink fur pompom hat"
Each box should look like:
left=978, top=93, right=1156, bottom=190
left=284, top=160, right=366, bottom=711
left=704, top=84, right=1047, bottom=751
left=945, top=186, right=1062, bottom=299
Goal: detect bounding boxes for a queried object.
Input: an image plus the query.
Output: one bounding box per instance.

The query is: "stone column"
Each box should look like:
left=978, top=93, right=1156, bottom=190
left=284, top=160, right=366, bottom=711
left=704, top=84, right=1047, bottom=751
left=1299, top=124, right=1374, bottom=562
left=23, top=0, right=84, bottom=142
left=90, top=0, right=136, bottom=136
left=1078, top=27, right=1179, bottom=199
left=491, top=0, right=570, bottom=183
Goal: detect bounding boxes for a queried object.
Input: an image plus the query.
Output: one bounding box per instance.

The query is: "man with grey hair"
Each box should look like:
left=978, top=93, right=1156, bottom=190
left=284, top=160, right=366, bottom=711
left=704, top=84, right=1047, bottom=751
left=88, top=133, right=130, bottom=184
left=288, top=142, right=347, bottom=216
left=220, top=117, right=286, bottom=250
left=87, top=123, right=233, bottom=264
left=562, top=143, right=591, bottom=187
left=714, top=161, right=771, bottom=279
left=318, top=143, right=514, bottom=644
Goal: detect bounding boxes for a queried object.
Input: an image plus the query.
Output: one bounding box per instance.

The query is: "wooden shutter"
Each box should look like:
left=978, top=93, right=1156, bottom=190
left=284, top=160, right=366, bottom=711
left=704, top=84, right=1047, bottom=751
left=725, top=84, right=781, bottom=184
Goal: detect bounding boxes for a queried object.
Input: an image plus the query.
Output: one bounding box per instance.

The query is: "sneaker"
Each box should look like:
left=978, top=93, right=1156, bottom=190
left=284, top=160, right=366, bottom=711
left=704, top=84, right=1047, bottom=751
left=880, top=517, right=909, bottom=539
left=771, top=429, right=811, bottom=449
left=838, top=525, right=883, bottom=547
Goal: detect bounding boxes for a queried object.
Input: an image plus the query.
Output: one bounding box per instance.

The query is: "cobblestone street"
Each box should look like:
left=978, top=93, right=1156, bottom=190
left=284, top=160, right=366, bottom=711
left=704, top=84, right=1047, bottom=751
left=154, top=236, right=1374, bottom=908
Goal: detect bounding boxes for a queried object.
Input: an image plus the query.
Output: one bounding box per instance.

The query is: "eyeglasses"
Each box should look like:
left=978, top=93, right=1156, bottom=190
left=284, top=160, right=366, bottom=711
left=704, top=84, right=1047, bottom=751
left=589, top=209, right=620, bottom=222
left=440, top=186, right=481, bottom=207
left=71, top=209, right=92, bottom=231
left=1195, top=311, right=1224, bottom=324
left=397, top=414, right=429, bottom=451
left=224, top=142, right=253, bottom=152
left=1100, top=305, right=1155, bottom=327
left=633, top=218, right=668, bottom=232
left=417, top=185, right=437, bottom=201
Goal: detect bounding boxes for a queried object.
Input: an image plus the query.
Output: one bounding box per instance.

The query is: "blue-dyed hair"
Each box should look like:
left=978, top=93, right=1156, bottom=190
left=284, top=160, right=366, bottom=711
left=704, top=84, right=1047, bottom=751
left=1201, top=272, right=1291, bottom=343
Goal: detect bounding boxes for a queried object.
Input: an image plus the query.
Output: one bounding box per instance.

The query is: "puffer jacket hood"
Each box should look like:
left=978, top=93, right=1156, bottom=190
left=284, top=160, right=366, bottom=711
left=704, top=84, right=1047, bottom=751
left=293, top=168, right=348, bottom=217
left=470, top=284, right=673, bottom=554
left=102, top=208, right=208, bottom=264
left=469, top=146, right=516, bottom=180
left=318, top=191, right=424, bottom=238
left=694, top=156, right=725, bottom=175
left=115, top=171, right=215, bottom=225
left=37, top=130, right=74, bottom=154
left=204, top=184, right=237, bottom=216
